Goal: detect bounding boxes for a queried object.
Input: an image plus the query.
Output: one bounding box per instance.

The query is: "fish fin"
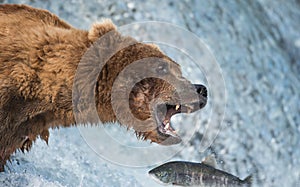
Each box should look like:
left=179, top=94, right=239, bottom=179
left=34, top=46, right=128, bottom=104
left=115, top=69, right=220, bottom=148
left=243, top=175, right=253, bottom=185
left=202, top=155, right=217, bottom=167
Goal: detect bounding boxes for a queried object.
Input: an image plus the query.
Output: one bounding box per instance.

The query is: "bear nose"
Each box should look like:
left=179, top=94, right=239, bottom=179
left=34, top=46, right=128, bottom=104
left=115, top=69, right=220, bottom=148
left=194, top=84, right=207, bottom=98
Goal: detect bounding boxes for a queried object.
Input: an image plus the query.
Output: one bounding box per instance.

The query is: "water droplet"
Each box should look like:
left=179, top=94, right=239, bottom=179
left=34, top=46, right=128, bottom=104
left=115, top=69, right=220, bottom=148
left=127, top=2, right=135, bottom=9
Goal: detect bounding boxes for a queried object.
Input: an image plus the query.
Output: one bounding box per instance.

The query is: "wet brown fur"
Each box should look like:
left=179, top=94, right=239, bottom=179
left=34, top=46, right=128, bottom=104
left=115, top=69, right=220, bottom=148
left=0, top=4, right=200, bottom=171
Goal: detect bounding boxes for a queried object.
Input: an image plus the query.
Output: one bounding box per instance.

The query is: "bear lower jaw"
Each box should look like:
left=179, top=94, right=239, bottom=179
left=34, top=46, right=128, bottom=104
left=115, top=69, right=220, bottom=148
left=153, top=99, right=207, bottom=145
left=153, top=103, right=182, bottom=145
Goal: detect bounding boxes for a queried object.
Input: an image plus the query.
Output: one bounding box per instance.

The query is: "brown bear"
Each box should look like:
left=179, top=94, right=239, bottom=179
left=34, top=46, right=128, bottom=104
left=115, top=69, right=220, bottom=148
left=0, top=4, right=207, bottom=171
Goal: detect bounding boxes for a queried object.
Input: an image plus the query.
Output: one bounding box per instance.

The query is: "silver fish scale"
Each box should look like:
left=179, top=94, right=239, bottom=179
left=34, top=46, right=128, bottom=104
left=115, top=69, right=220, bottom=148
left=150, top=161, right=251, bottom=187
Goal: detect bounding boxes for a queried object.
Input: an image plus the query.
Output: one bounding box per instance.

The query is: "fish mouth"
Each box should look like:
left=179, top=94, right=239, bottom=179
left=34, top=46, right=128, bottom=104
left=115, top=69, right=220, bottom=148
left=154, top=98, right=207, bottom=145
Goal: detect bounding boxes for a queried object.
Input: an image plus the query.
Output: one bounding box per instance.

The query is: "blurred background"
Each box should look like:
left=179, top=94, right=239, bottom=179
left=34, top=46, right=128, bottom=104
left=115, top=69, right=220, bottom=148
left=0, top=0, right=299, bottom=186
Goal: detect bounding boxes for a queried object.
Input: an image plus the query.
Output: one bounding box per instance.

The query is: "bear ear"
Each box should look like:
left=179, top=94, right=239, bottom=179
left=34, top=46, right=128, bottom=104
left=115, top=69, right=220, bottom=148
left=146, top=43, right=162, bottom=52
left=88, top=19, right=117, bottom=42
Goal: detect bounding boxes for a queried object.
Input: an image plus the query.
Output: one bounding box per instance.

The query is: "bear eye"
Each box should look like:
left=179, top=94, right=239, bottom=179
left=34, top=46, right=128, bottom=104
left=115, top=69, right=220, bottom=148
left=156, top=63, right=169, bottom=75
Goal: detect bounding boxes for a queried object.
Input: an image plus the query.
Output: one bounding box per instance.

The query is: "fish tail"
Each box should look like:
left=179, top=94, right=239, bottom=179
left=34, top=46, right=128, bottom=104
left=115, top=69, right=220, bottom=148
left=242, top=175, right=252, bottom=186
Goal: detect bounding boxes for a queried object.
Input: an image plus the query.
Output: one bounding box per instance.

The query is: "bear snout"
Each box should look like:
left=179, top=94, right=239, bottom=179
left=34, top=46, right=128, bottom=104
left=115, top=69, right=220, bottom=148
left=194, top=84, right=207, bottom=98
left=193, top=84, right=208, bottom=109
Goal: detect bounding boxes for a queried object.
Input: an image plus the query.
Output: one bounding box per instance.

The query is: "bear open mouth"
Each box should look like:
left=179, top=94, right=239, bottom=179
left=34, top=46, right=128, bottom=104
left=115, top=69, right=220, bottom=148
left=155, top=102, right=204, bottom=145
left=156, top=104, right=181, bottom=137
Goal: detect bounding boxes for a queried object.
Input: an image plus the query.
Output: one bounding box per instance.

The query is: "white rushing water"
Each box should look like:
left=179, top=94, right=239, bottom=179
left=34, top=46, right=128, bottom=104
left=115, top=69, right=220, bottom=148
left=0, top=0, right=299, bottom=186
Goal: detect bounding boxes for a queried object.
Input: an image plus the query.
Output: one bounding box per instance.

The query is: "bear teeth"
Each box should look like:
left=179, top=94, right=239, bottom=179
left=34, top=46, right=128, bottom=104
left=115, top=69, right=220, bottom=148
left=164, top=122, right=170, bottom=130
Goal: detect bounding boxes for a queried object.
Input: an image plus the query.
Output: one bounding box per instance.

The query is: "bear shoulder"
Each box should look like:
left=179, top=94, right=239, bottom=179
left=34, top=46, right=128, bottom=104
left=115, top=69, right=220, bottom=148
left=0, top=4, right=72, bottom=29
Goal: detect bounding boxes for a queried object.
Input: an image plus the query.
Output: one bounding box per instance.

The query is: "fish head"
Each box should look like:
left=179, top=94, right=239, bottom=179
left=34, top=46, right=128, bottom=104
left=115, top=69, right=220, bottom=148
left=148, top=163, right=175, bottom=184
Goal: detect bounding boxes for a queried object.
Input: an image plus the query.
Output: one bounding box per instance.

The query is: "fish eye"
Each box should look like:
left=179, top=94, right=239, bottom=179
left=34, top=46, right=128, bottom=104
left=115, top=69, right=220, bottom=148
left=160, top=171, right=169, bottom=178
left=158, top=171, right=169, bottom=182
